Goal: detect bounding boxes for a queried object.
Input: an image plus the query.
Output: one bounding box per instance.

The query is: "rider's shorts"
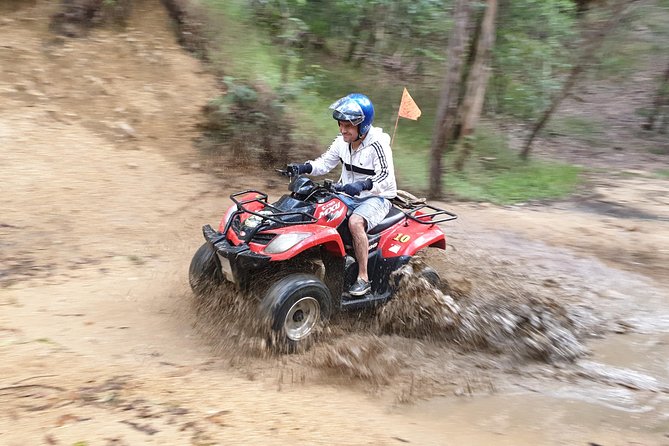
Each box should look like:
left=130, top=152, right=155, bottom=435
left=346, top=196, right=392, bottom=230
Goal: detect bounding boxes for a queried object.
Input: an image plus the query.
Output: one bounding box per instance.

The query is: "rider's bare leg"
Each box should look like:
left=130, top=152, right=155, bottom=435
left=349, top=214, right=369, bottom=281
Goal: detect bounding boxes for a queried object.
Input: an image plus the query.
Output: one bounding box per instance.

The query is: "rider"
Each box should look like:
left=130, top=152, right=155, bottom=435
left=287, top=93, right=397, bottom=297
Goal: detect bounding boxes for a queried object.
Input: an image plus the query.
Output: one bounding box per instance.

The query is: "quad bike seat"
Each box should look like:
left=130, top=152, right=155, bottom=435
left=366, top=190, right=428, bottom=235
left=342, top=190, right=426, bottom=236
left=368, top=206, right=405, bottom=235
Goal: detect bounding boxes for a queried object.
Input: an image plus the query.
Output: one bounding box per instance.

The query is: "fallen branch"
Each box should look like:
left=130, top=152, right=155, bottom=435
left=120, top=420, right=159, bottom=435
left=0, top=384, right=65, bottom=393
left=12, top=374, right=59, bottom=385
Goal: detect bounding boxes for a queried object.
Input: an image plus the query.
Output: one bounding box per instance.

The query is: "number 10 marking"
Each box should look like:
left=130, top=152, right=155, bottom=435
left=393, top=233, right=411, bottom=243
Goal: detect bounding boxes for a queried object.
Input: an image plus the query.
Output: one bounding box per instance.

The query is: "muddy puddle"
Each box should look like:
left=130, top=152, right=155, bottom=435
left=186, top=222, right=669, bottom=421
left=397, top=388, right=669, bottom=445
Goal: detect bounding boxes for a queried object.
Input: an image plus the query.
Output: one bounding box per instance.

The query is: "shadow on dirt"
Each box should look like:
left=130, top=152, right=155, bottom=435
left=574, top=199, right=669, bottom=221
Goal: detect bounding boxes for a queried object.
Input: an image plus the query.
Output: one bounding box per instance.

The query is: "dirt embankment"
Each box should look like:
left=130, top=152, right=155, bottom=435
left=2, top=1, right=669, bottom=445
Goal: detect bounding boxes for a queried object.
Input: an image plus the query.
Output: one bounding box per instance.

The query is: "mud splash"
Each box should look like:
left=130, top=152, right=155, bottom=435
left=189, top=283, right=271, bottom=358
left=378, top=263, right=460, bottom=338
left=314, top=335, right=405, bottom=385
left=189, top=250, right=586, bottom=393
left=377, top=254, right=586, bottom=362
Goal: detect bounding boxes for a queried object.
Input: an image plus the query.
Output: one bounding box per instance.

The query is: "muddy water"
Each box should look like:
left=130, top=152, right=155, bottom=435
left=190, top=219, right=669, bottom=444
left=388, top=224, right=669, bottom=444
left=399, top=390, right=668, bottom=445
left=180, top=196, right=669, bottom=445
left=191, top=215, right=669, bottom=441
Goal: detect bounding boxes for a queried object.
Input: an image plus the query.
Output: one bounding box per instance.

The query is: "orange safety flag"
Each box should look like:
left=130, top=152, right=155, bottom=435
left=398, top=88, right=422, bottom=120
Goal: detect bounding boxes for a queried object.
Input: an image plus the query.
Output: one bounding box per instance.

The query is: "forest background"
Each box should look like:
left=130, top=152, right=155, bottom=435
left=93, top=0, right=668, bottom=202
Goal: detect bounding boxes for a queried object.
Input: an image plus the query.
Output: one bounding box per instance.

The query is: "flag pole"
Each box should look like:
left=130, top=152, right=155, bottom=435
left=391, top=108, right=401, bottom=147
left=392, top=87, right=421, bottom=146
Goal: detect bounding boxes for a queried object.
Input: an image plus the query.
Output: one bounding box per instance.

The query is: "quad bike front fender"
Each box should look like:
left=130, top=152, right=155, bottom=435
left=261, top=225, right=346, bottom=261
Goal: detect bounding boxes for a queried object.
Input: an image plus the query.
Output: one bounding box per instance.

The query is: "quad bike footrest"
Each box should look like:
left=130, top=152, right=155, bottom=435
left=339, top=291, right=391, bottom=311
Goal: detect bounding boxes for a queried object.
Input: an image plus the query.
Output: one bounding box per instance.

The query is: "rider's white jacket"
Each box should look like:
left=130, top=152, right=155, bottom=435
left=308, top=126, right=397, bottom=200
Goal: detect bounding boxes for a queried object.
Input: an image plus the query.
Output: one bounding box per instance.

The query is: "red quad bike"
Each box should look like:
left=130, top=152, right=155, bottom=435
left=189, top=170, right=457, bottom=351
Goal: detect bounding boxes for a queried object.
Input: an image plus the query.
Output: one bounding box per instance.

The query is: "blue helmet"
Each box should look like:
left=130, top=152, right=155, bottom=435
left=329, top=93, right=374, bottom=137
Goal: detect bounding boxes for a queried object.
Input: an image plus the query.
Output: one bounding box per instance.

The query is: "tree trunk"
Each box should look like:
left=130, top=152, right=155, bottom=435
left=521, top=0, right=635, bottom=160
left=345, top=26, right=361, bottom=63
left=428, top=0, right=472, bottom=199
left=345, top=10, right=366, bottom=63
left=454, top=0, right=497, bottom=171
left=643, top=62, right=669, bottom=132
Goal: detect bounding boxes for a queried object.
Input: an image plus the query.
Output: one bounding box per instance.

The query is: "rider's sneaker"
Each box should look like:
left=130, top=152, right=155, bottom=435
left=349, top=278, right=371, bottom=296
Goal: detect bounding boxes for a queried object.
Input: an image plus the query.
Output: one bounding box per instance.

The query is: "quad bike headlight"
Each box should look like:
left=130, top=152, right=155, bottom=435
left=264, top=232, right=312, bottom=254
left=243, top=210, right=274, bottom=229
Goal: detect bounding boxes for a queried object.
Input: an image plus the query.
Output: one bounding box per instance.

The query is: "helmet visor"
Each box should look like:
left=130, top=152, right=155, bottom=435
left=329, top=97, right=365, bottom=126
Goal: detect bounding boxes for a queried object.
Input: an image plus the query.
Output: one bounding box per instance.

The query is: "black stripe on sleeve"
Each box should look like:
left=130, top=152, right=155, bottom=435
left=371, top=142, right=388, bottom=183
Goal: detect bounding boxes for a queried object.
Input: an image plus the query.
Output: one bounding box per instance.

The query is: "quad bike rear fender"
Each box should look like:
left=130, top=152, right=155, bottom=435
left=379, top=219, right=446, bottom=258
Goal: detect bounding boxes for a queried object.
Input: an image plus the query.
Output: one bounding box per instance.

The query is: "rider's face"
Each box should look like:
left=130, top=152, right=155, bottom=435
left=338, top=121, right=359, bottom=143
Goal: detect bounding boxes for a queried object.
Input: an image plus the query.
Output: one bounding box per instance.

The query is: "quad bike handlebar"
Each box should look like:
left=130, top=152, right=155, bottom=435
left=276, top=167, right=338, bottom=192
left=270, top=169, right=457, bottom=226
left=275, top=167, right=292, bottom=177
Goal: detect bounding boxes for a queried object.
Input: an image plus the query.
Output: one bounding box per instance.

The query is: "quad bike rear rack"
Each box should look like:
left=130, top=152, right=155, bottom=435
left=224, top=189, right=318, bottom=243
left=401, top=203, right=457, bottom=225
left=392, top=191, right=458, bottom=225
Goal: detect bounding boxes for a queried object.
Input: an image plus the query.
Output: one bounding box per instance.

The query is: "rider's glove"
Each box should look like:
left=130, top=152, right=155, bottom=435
left=286, top=163, right=312, bottom=177
left=340, top=179, right=373, bottom=197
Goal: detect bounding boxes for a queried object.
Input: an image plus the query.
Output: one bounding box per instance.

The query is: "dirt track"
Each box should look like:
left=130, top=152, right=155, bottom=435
left=2, top=1, right=669, bottom=445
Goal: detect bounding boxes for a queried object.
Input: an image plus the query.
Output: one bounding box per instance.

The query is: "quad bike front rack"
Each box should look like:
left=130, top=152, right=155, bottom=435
left=224, top=190, right=318, bottom=243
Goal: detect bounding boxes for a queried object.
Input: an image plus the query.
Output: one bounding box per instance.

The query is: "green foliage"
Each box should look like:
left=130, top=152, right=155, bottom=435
left=250, top=0, right=450, bottom=73
left=491, top=0, right=577, bottom=118
left=394, top=126, right=581, bottom=203
left=445, top=163, right=581, bottom=204
left=201, top=0, right=585, bottom=202
left=223, top=77, right=258, bottom=105
left=591, top=1, right=669, bottom=79
left=544, top=116, right=607, bottom=146
left=206, top=0, right=581, bottom=132
left=442, top=128, right=581, bottom=203
left=204, top=0, right=284, bottom=86
left=199, top=77, right=293, bottom=166
left=248, top=0, right=580, bottom=121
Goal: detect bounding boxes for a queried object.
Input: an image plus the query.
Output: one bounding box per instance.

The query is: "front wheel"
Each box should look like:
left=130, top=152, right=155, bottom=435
left=189, top=242, right=222, bottom=297
left=259, top=273, right=333, bottom=353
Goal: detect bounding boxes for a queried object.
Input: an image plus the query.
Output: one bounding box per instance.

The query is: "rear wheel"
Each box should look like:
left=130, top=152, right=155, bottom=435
left=259, top=273, right=333, bottom=352
left=420, top=266, right=440, bottom=287
left=188, top=243, right=222, bottom=297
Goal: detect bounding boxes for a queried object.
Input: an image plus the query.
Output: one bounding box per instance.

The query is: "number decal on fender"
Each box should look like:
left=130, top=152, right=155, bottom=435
left=393, top=233, right=411, bottom=243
